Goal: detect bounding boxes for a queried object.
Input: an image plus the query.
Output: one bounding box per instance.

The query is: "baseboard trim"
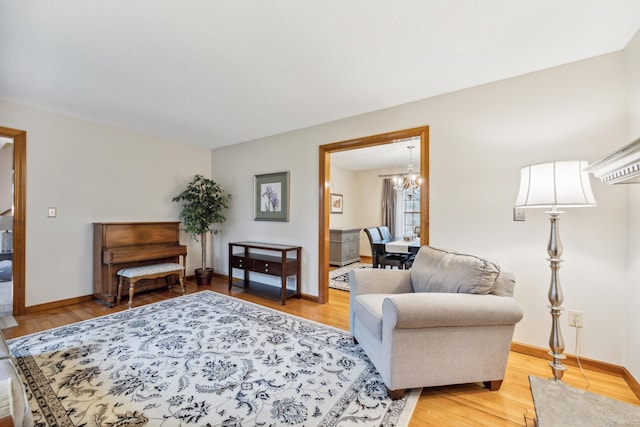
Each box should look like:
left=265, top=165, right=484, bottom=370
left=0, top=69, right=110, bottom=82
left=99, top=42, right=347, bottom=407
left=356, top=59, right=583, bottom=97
left=511, top=342, right=640, bottom=399
left=623, top=367, right=640, bottom=400
left=300, top=294, right=319, bottom=303
left=25, top=295, right=94, bottom=314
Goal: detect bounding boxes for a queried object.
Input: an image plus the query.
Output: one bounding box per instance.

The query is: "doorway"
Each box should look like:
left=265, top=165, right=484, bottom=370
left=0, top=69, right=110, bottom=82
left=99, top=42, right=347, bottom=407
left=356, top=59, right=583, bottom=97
left=0, top=127, right=26, bottom=315
left=318, top=126, right=429, bottom=304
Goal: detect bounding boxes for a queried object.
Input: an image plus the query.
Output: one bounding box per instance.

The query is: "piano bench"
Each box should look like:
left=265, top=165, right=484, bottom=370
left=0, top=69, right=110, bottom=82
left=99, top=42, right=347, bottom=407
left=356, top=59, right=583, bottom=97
left=116, top=263, right=185, bottom=309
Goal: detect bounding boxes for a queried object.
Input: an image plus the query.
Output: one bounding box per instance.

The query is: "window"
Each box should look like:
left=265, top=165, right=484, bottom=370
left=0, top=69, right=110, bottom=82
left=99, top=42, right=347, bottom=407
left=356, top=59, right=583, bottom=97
left=395, top=190, right=420, bottom=239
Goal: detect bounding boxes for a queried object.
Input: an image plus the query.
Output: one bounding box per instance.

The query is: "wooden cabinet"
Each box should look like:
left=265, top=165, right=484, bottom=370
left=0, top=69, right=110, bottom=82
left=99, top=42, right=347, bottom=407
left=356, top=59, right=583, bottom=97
left=329, top=227, right=361, bottom=266
left=228, top=241, right=301, bottom=305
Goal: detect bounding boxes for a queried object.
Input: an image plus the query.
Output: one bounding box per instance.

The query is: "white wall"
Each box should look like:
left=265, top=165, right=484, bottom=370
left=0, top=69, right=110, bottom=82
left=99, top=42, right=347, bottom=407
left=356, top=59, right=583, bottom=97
left=213, top=52, right=629, bottom=365
left=0, top=143, right=12, bottom=214
left=625, top=28, right=640, bottom=380
left=328, top=164, right=357, bottom=228
left=353, top=169, right=383, bottom=257
left=351, top=167, right=405, bottom=256
left=0, top=100, right=212, bottom=306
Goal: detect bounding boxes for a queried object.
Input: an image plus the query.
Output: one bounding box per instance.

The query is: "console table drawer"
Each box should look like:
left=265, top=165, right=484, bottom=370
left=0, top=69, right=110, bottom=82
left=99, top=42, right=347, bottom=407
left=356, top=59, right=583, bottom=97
left=342, top=230, right=360, bottom=242
left=230, top=256, right=247, bottom=269
left=253, top=260, right=282, bottom=276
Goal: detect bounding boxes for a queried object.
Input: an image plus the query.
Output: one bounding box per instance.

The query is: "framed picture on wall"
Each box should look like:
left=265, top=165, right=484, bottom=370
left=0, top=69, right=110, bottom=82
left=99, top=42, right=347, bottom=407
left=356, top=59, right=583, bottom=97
left=254, top=171, right=290, bottom=221
left=330, top=193, right=343, bottom=214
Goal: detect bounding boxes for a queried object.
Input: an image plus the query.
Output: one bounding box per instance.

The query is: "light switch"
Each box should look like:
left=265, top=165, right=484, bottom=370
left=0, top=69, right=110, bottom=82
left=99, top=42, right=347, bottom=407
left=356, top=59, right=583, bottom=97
left=513, top=207, right=525, bottom=221
left=48, top=207, right=57, bottom=218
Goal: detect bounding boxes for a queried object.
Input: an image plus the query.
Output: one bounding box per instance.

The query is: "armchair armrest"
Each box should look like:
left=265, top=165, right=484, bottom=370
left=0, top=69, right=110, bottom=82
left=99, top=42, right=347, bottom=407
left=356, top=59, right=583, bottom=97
left=349, top=269, right=412, bottom=297
left=383, top=292, right=523, bottom=329
left=0, top=360, right=31, bottom=427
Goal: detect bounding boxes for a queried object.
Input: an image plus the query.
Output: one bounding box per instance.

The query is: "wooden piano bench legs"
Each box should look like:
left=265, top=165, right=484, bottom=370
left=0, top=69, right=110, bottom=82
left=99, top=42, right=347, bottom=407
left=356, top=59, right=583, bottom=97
left=116, top=263, right=185, bottom=309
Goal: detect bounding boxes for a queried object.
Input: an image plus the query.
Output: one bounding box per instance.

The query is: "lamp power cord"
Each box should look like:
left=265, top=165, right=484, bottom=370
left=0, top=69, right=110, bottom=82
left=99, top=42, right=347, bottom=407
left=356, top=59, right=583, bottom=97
left=574, top=325, right=591, bottom=389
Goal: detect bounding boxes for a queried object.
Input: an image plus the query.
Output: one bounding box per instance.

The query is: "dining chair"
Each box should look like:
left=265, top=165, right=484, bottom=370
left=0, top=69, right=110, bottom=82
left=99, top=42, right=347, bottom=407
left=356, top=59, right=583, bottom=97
left=378, top=226, right=393, bottom=241
left=365, top=226, right=407, bottom=269
left=364, top=227, right=384, bottom=268
left=380, top=252, right=407, bottom=269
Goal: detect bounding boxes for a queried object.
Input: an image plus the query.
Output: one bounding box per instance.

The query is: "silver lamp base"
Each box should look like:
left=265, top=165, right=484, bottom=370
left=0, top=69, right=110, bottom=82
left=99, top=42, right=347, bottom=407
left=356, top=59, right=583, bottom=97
left=546, top=211, right=566, bottom=381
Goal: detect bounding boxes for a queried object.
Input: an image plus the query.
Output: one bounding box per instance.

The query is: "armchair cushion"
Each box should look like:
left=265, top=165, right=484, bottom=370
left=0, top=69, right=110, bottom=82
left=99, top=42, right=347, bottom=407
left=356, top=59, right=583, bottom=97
left=410, top=246, right=500, bottom=295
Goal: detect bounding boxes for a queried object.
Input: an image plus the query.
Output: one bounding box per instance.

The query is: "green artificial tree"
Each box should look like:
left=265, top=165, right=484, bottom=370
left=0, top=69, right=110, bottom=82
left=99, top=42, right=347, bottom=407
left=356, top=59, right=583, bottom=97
left=173, top=174, right=232, bottom=285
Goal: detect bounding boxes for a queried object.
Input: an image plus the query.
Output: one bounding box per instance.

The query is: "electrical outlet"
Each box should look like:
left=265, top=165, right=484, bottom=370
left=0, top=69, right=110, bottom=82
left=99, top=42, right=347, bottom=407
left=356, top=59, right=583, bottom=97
left=568, top=310, right=584, bottom=328
left=513, top=207, right=525, bottom=221
left=47, top=207, right=57, bottom=218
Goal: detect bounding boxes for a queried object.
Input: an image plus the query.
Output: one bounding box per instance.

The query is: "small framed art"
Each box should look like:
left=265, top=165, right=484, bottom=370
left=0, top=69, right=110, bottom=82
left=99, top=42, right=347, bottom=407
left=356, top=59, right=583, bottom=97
left=330, top=193, right=343, bottom=214
left=254, top=171, right=290, bottom=221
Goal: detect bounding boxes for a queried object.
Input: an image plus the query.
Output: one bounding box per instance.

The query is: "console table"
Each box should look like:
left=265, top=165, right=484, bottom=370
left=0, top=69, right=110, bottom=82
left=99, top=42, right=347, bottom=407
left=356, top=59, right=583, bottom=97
left=228, top=241, right=301, bottom=305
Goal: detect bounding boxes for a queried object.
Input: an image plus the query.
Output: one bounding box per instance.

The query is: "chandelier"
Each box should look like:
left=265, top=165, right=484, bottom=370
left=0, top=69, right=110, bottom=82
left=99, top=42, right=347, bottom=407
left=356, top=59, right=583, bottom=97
left=393, top=145, right=421, bottom=195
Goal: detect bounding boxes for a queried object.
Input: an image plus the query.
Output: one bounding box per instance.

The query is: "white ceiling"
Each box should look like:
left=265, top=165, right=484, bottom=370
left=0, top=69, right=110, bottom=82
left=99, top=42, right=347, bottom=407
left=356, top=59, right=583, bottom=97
left=1, top=1, right=639, bottom=153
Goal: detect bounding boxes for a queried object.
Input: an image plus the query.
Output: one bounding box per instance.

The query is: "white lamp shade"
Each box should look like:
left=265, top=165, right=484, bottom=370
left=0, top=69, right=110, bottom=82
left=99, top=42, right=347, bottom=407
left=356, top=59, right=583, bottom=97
left=515, top=160, right=596, bottom=208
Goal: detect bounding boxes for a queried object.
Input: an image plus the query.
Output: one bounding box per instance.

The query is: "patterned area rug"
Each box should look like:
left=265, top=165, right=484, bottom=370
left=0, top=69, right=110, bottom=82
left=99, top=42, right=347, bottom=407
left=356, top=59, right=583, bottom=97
left=329, top=263, right=372, bottom=291
left=8, top=290, right=420, bottom=426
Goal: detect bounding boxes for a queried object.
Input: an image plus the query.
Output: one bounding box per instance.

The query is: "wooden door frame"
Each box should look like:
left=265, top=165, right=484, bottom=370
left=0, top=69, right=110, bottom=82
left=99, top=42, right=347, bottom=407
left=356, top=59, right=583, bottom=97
left=318, top=126, right=429, bottom=303
left=0, top=126, right=26, bottom=315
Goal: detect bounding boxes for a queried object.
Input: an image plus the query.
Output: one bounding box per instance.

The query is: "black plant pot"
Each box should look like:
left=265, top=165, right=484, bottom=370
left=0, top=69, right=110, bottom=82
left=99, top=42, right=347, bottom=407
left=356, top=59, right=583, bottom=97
left=195, top=268, right=214, bottom=286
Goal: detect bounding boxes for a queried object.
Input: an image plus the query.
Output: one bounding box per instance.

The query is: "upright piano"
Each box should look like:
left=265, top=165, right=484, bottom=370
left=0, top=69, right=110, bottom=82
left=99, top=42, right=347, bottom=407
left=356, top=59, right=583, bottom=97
left=93, top=222, right=187, bottom=307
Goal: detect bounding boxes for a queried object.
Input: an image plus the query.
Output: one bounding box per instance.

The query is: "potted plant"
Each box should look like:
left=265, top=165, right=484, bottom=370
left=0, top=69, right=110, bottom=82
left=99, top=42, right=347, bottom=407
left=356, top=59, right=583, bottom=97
left=173, top=174, right=232, bottom=286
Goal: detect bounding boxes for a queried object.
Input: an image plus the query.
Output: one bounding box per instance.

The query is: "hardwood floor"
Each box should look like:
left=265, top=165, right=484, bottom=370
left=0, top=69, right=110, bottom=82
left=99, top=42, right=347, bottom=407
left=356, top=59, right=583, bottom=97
left=3, top=276, right=639, bottom=426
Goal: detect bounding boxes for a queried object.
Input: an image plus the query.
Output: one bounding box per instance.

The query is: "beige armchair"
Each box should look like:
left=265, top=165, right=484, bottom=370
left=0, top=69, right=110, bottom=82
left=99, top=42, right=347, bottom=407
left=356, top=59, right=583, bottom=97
left=350, top=246, right=524, bottom=399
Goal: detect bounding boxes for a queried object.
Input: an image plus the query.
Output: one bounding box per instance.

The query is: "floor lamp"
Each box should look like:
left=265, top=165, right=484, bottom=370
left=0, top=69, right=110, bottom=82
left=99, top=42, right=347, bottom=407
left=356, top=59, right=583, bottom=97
left=515, top=160, right=596, bottom=381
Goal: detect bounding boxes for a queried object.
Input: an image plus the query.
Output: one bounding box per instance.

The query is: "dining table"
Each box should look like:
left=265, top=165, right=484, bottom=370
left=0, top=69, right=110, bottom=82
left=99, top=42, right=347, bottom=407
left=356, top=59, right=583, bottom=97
left=385, top=239, right=420, bottom=254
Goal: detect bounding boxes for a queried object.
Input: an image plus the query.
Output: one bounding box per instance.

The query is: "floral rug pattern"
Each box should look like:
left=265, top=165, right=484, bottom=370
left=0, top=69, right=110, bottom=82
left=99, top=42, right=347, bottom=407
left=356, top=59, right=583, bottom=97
left=329, top=263, right=371, bottom=292
left=9, top=290, right=419, bottom=426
